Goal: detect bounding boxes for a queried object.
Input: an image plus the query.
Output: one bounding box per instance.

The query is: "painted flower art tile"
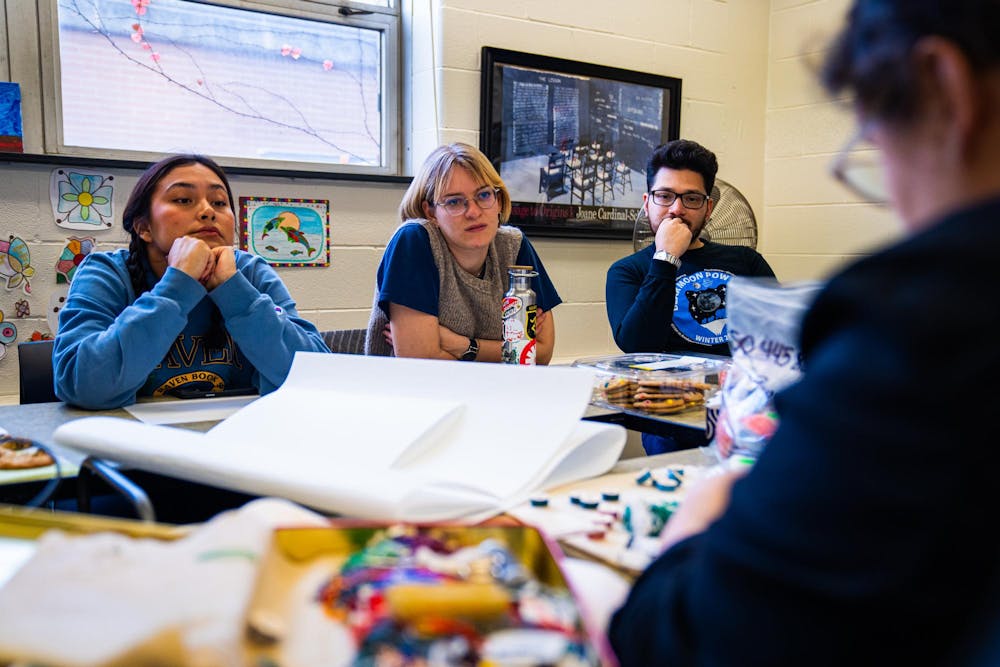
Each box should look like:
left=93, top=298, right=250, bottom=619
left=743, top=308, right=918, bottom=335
left=51, top=169, right=115, bottom=230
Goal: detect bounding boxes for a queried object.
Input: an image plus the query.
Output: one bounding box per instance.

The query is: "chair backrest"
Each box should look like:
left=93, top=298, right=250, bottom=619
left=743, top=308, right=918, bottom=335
left=18, top=339, right=58, bottom=404
left=321, top=328, right=367, bottom=355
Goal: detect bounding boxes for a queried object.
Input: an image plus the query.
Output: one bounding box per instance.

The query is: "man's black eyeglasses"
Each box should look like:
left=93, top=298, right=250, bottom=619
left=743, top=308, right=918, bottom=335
left=648, top=190, right=709, bottom=209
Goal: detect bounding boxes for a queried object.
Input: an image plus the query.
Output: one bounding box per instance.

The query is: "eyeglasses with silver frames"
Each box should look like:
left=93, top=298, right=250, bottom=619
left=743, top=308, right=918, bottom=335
left=435, top=187, right=500, bottom=216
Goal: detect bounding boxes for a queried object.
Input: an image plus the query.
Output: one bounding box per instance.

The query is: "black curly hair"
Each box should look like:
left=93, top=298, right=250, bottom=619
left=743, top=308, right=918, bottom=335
left=645, top=140, right=719, bottom=196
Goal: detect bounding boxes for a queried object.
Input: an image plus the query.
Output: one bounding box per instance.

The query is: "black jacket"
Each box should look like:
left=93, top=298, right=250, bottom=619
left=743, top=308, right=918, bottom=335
left=610, top=197, right=1000, bottom=666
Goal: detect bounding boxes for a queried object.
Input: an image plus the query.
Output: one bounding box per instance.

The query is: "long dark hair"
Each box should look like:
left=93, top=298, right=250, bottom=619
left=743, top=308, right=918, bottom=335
left=123, top=154, right=236, bottom=349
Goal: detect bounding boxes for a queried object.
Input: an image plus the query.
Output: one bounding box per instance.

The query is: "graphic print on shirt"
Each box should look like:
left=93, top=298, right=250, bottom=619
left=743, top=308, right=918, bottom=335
left=672, top=269, right=734, bottom=346
left=147, top=333, right=246, bottom=396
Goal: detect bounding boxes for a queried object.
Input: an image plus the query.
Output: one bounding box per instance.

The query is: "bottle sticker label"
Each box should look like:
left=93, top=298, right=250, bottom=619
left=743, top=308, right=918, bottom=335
left=504, top=316, right=525, bottom=342
left=525, top=304, right=537, bottom=338
left=502, top=338, right=536, bottom=365
left=501, top=296, right=522, bottom=319
left=518, top=338, right=536, bottom=365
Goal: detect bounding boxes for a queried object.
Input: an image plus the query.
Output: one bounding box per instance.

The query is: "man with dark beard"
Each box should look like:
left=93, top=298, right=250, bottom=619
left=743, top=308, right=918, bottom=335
left=605, top=139, right=775, bottom=452
left=606, top=139, right=774, bottom=358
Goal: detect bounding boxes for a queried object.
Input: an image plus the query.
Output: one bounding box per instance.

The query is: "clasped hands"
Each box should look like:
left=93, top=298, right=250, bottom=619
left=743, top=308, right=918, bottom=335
left=167, top=236, right=237, bottom=291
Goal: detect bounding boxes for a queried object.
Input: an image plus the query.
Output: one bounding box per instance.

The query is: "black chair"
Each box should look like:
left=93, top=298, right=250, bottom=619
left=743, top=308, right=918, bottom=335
left=321, top=328, right=367, bottom=354
left=596, top=156, right=616, bottom=204
left=17, top=340, right=58, bottom=404
left=570, top=157, right=597, bottom=205
left=537, top=152, right=568, bottom=200
left=615, top=159, right=634, bottom=195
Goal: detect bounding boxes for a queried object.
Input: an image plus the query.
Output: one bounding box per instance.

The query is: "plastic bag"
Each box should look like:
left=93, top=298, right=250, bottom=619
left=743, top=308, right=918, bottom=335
left=712, top=278, right=823, bottom=462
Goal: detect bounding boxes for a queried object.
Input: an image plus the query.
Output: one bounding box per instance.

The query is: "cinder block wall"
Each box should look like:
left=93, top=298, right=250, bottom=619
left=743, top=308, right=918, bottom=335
left=762, top=0, right=899, bottom=280
left=408, top=0, right=773, bottom=359
left=0, top=1, right=886, bottom=403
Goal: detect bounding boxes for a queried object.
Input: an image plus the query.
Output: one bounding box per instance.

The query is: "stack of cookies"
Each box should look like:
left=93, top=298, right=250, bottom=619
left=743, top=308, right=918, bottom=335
left=633, top=379, right=710, bottom=415
left=598, top=377, right=636, bottom=408
left=597, top=376, right=713, bottom=415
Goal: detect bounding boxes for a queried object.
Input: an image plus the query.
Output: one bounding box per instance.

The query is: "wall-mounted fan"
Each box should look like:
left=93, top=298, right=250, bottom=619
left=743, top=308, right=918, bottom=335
left=632, top=177, right=759, bottom=252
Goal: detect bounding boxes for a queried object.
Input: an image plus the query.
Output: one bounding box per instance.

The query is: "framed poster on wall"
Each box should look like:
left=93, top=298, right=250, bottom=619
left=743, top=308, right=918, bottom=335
left=239, top=196, right=330, bottom=267
left=480, top=47, right=681, bottom=239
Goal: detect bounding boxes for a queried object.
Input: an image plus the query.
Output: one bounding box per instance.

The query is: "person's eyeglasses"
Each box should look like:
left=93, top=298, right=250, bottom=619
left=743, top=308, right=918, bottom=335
left=830, top=127, right=888, bottom=205
left=435, top=188, right=499, bottom=216
left=648, top=189, right=709, bottom=209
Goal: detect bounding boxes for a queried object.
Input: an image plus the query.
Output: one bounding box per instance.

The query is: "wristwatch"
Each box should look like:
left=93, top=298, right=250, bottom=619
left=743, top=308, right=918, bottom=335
left=653, top=250, right=682, bottom=269
left=460, top=337, right=479, bottom=361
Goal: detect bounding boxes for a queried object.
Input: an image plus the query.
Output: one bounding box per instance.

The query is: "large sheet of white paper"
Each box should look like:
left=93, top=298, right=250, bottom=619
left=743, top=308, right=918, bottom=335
left=124, top=395, right=258, bottom=425
left=53, top=353, right=626, bottom=522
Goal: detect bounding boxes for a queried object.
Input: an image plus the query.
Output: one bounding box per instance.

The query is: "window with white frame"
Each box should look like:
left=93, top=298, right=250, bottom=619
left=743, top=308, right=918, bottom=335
left=36, top=0, right=399, bottom=174
left=0, top=3, right=9, bottom=81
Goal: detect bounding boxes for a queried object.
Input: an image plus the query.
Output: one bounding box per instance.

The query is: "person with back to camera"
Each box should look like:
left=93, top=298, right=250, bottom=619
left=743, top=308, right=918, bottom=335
left=364, top=142, right=561, bottom=364
left=605, top=139, right=775, bottom=357
left=54, top=154, right=329, bottom=410
left=610, top=1, right=1000, bottom=665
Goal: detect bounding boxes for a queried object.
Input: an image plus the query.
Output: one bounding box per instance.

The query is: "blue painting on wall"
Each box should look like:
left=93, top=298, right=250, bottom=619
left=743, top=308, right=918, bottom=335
left=0, top=82, right=24, bottom=153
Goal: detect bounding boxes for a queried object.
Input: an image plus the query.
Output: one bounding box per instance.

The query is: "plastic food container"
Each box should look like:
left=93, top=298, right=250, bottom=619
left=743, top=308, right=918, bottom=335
left=573, top=353, right=728, bottom=416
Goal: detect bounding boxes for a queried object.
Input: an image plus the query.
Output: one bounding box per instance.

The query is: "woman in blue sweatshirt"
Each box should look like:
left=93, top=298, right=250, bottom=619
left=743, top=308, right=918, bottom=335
left=53, top=154, right=327, bottom=409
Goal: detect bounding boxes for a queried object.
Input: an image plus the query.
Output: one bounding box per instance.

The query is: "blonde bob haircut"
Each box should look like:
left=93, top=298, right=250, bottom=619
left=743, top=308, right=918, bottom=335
left=399, top=142, right=512, bottom=224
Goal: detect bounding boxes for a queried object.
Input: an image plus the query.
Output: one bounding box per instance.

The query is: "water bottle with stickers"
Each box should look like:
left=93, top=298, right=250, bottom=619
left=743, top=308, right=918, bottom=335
left=501, top=265, right=538, bottom=365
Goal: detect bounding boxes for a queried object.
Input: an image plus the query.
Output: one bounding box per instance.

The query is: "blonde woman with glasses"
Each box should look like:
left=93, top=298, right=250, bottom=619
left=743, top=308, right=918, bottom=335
left=365, top=143, right=561, bottom=363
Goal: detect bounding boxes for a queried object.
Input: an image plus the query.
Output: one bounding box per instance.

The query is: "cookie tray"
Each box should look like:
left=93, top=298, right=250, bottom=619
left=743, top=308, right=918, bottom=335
left=574, top=352, right=728, bottom=417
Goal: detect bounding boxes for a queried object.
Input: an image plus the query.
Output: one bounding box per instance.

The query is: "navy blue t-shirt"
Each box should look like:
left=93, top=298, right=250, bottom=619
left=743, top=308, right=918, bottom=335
left=376, top=223, right=561, bottom=317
